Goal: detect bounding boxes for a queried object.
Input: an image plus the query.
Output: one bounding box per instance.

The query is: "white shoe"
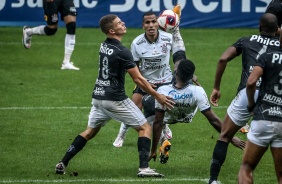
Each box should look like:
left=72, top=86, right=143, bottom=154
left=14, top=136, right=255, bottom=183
left=163, top=124, right=172, bottom=140
left=61, top=62, right=80, bottom=70
left=137, top=167, right=164, bottom=177
left=22, top=26, right=32, bottom=49
left=113, top=134, right=125, bottom=147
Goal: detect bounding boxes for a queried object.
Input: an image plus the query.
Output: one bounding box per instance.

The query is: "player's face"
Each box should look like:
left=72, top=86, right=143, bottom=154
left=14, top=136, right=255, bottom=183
left=142, top=14, right=159, bottom=37
left=112, top=17, right=126, bottom=35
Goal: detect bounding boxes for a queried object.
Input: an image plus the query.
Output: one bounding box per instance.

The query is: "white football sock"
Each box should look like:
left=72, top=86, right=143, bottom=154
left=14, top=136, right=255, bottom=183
left=28, top=25, right=46, bottom=36
left=63, top=34, right=75, bottom=64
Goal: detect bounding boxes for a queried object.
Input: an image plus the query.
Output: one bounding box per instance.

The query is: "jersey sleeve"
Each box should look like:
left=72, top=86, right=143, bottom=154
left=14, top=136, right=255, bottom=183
left=232, top=37, right=245, bottom=56
left=121, top=47, right=136, bottom=70
left=130, top=41, right=140, bottom=62
left=195, top=86, right=211, bottom=112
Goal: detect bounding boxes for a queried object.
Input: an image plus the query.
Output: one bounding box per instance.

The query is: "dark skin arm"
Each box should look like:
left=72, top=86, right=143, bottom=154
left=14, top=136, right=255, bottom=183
left=210, top=46, right=238, bottom=106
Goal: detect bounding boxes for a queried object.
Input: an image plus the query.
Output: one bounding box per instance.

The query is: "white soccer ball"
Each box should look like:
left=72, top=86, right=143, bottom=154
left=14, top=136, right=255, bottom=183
left=157, top=10, right=179, bottom=33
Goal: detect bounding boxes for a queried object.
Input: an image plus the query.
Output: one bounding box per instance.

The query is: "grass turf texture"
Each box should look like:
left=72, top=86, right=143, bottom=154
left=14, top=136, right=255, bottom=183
left=0, top=27, right=276, bottom=184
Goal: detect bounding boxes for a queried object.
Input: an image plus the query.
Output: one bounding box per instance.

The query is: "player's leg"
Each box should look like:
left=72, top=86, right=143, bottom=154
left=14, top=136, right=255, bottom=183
left=238, top=140, right=267, bottom=184
left=60, top=0, right=79, bottom=70
left=209, top=114, right=240, bottom=183
left=109, top=98, right=163, bottom=177
left=113, top=90, right=143, bottom=147
left=271, top=146, right=282, bottom=183
left=55, top=99, right=109, bottom=174
left=22, top=0, right=58, bottom=49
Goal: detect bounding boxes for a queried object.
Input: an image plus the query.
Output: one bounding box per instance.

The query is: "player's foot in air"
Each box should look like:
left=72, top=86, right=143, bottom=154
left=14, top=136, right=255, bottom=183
left=137, top=167, right=164, bottom=177
left=239, top=124, right=249, bottom=133
left=55, top=161, right=66, bottom=174
left=22, top=26, right=32, bottom=49
left=172, top=4, right=181, bottom=19
left=61, top=62, right=80, bottom=70
left=159, top=140, right=171, bottom=164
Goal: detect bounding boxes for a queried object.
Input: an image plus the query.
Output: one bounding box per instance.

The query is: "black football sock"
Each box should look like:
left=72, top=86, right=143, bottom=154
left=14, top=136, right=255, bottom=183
left=138, top=137, right=151, bottom=168
left=209, top=140, right=228, bottom=183
left=61, top=135, right=87, bottom=166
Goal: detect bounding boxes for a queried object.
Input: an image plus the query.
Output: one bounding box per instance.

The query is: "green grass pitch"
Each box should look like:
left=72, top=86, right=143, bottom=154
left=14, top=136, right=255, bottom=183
left=0, top=27, right=277, bottom=184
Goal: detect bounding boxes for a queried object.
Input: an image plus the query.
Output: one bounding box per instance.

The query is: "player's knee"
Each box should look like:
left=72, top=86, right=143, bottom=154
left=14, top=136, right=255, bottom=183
left=44, top=26, right=57, bottom=36
left=66, top=22, right=76, bottom=35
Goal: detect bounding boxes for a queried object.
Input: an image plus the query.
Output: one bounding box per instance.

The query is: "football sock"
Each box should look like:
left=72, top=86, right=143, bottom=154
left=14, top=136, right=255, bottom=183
left=29, top=25, right=46, bottom=36
left=209, top=140, right=228, bottom=182
left=138, top=137, right=151, bottom=168
left=118, top=123, right=129, bottom=137
left=61, top=135, right=87, bottom=166
left=63, top=34, right=75, bottom=64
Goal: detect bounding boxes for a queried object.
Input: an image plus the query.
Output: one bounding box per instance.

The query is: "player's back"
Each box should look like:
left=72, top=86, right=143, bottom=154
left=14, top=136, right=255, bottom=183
left=156, top=84, right=210, bottom=124
left=233, top=34, right=280, bottom=92
left=253, top=49, right=282, bottom=122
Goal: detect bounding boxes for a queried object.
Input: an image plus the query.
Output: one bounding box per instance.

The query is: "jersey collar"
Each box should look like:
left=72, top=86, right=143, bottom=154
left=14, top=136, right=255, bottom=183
left=144, top=31, right=159, bottom=44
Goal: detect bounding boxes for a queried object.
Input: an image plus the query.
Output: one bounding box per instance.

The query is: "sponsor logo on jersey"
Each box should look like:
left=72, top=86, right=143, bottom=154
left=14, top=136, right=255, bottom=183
left=250, top=35, right=280, bottom=47
left=94, top=87, right=105, bottom=96
left=142, top=51, right=148, bottom=55
left=69, top=7, right=76, bottom=13
left=144, top=62, right=166, bottom=70
left=271, top=53, right=282, bottom=64
left=262, top=106, right=282, bottom=117
left=263, top=93, right=282, bottom=105
left=96, top=79, right=110, bottom=86
left=161, top=37, right=171, bottom=42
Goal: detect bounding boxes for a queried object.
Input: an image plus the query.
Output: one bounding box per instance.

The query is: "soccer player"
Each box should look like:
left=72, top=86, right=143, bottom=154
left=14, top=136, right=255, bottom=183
left=148, top=59, right=245, bottom=164
left=22, top=0, right=79, bottom=70
left=113, top=5, right=190, bottom=147
left=208, top=13, right=280, bottom=184
left=55, top=14, right=175, bottom=177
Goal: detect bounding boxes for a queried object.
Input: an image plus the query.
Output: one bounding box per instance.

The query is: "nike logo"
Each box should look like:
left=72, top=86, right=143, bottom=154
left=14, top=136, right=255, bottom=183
left=142, top=51, right=148, bottom=55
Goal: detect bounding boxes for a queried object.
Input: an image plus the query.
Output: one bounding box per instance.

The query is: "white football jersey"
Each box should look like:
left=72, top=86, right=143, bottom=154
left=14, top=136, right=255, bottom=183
left=131, top=30, right=173, bottom=84
left=155, top=84, right=210, bottom=124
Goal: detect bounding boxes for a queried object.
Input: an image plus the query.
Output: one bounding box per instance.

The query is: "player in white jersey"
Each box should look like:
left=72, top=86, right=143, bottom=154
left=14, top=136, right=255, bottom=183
left=113, top=7, right=187, bottom=148
left=148, top=59, right=245, bottom=165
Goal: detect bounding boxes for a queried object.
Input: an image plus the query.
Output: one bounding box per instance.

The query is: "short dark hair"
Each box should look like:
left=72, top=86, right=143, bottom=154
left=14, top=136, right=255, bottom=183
left=260, top=13, right=278, bottom=33
left=99, top=14, right=118, bottom=34
left=177, top=59, right=195, bottom=83
left=142, top=12, right=157, bottom=23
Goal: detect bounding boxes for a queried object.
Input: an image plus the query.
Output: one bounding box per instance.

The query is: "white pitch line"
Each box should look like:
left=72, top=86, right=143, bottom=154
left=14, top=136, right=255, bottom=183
left=0, top=178, right=216, bottom=183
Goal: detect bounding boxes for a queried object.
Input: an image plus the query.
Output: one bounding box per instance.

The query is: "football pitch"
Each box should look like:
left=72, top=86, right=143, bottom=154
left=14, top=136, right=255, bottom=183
left=0, top=27, right=277, bottom=184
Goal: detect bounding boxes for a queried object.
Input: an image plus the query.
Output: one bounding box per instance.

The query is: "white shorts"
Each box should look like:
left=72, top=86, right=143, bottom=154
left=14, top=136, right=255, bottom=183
left=248, top=120, right=282, bottom=147
left=227, top=88, right=259, bottom=127
left=87, top=98, right=147, bottom=128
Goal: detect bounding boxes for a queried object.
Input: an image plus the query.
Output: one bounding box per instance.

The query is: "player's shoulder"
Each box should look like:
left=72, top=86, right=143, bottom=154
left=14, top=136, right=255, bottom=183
left=158, top=30, right=173, bottom=41
left=132, top=33, right=146, bottom=46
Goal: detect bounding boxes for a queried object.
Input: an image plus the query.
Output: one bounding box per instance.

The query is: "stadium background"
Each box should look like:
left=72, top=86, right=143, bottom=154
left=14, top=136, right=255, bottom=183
left=0, top=0, right=272, bottom=28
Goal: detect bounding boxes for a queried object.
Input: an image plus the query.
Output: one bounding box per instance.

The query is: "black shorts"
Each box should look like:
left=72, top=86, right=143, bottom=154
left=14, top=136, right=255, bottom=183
left=43, top=0, right=77, bottom=25
left=265, top=0, right=282, bottom=27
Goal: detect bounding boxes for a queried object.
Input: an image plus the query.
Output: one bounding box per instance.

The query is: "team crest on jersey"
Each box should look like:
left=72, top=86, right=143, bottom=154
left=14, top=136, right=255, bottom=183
left=161, top=44, right=168, bottom=53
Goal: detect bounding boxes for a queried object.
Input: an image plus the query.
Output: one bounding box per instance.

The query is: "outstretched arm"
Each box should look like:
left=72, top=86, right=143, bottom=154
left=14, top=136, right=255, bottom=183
left=210, top=46, right=237, bottom=106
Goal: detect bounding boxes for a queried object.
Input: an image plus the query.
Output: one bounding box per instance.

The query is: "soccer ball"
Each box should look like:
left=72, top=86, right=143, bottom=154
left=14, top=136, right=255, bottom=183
left=157, top=10, right=179, bottom=33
